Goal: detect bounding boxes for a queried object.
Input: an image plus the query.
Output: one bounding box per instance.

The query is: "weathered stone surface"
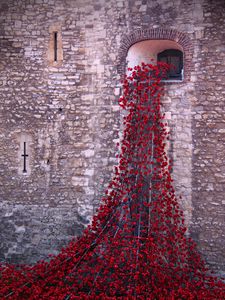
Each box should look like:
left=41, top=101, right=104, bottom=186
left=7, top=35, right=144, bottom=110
left=0, top=0, right=224, bottom=276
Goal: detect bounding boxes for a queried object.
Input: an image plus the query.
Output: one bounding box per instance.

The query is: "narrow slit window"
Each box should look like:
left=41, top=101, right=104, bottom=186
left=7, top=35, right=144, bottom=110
left=54, top=31, right=58, bottom=61
left=48, top=25, right=63, bottom=65
left=17, top=133, right=32, bottom=176
left=21, top=141, right=28, bottom=173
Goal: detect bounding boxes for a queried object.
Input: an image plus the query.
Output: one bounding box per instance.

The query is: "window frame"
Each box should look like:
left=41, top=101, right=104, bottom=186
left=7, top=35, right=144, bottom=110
left=157, top=49, right=184, bottom=82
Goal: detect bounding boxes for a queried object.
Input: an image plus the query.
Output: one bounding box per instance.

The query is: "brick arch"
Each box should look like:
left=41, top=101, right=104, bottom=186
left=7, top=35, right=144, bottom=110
left=117, top=28, right=193, bottom=81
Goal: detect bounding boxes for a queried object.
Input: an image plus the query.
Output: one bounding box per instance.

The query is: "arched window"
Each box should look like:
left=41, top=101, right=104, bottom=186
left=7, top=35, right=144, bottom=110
left=157, top=49, right=183, bottom=80
left=126, top=41, right=184, bottom=82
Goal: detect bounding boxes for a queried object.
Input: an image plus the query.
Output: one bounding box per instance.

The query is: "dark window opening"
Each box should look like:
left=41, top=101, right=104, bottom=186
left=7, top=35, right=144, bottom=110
left=54, top=32, right=58, bottom=61
left=21, top=142, right=28, bottom=173
left=157, top=49, right=183, bottom=80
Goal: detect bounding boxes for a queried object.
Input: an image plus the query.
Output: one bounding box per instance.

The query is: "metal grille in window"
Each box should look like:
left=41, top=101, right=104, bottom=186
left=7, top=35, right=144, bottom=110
left=157, top=49, right=183, bottom=80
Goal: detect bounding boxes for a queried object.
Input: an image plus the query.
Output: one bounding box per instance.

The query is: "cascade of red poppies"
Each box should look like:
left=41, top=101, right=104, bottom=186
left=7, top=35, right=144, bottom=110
left=1, top=62, right=225, bottom=299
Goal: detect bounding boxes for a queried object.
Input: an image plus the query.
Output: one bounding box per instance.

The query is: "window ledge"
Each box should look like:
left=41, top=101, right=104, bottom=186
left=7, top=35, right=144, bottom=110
left=161, top=79, right=184, bottom=83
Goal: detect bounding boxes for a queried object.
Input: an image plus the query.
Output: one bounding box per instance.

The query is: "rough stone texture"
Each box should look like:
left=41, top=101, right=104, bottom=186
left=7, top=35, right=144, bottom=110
left=190, top=0, right=225, bottom=275
left=0, top=0, right=224, bottom=276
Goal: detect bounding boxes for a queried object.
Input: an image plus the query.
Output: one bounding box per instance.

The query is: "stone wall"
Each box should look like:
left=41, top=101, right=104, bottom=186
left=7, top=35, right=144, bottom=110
left=0, top=0, right=224, bottom=275
left=191, top=0, right=225, bottom=275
